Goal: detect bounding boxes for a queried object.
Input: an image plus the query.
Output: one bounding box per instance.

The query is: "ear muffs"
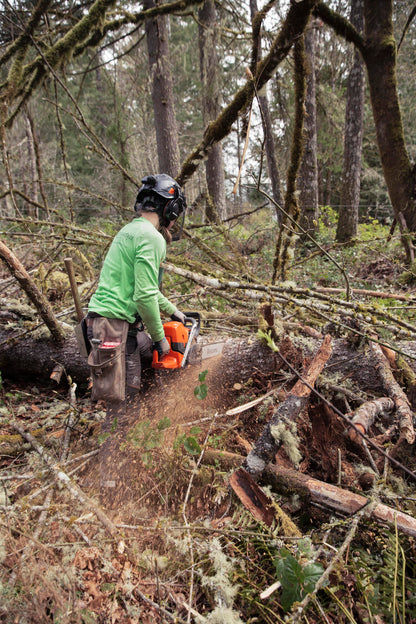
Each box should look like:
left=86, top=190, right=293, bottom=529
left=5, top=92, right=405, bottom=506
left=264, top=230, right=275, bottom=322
left=163, top=197, right=182, bottom=222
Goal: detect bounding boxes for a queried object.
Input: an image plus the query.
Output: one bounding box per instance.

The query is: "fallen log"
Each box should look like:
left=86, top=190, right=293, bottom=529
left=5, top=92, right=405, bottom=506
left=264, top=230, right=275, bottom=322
left=315, top=286, right=412, bottom=302
left=243, top=334, right=332, bottom=478
left=0, top=329, right=90, bottom=385
left=370, top=336, right=415, bottom=444
left=347, top=397, right=395, bottom=444
left=263, top=464, right=416, bottom=538
left=0, top=318, right=414, bottom=408
left=229, top=467, right=302, bottom=536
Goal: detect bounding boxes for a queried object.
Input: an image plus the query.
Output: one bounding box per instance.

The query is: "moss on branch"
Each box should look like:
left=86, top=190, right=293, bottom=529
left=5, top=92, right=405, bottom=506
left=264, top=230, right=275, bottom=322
left=314, top=1, right=365, bottom=53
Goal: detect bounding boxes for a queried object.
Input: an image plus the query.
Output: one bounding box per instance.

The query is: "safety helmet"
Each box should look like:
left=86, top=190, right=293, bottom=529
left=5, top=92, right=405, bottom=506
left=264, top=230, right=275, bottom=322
left=134, top=174, right=186, bottom=227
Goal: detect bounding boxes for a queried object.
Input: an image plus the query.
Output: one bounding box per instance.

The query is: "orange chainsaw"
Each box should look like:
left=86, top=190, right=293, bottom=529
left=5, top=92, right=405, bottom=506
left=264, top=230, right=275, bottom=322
left=152, top=312, right=200, bottom=370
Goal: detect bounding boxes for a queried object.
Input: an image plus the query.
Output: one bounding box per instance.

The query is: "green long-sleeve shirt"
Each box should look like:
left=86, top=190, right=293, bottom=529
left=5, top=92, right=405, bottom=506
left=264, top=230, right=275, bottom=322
left=88, top=217, right=176, bottom=341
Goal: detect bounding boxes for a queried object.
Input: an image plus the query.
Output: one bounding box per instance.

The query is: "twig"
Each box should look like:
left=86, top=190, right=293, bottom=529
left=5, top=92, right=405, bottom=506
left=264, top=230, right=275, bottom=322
left=361, top=438, right=380, bottom=476
left=133, top=587, right=187, bottom=624
left=337, top=449, right=342, bottom=486
left=285, top=501, right=375, bottom=623
left=62, top=515, right=91, bottom=545
left=182, top=412, right=218, bottom=623
left=11, top=421, right=119, bottom=536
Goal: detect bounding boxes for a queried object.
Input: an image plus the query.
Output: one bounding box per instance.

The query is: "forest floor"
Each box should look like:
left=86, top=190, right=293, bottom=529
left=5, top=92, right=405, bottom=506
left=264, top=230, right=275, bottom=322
left=1, top=230, right=416, bottom=623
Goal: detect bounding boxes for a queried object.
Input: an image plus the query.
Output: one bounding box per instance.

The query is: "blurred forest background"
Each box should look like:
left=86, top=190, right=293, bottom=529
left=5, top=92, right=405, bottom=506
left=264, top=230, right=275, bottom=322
left=0, top=1, right=415, bottom=253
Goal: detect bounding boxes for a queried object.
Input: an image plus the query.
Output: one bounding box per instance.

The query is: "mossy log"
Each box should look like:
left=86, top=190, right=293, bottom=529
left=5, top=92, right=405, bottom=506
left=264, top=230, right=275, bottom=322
left=0, top=329, right=89, bottom=386
left=0, top=321, right=414, bottom=405
left=263, top=464, right=416, bottom=538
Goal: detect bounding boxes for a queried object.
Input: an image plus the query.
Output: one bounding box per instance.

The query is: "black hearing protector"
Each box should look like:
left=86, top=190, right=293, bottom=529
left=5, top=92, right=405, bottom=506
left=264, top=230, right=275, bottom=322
left=163, top=195, right=182, bottom=223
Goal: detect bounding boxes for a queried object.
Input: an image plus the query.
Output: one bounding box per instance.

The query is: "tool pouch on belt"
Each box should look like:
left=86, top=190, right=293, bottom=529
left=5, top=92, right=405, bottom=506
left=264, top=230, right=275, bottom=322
left=87, top=317, right=129, bottom=402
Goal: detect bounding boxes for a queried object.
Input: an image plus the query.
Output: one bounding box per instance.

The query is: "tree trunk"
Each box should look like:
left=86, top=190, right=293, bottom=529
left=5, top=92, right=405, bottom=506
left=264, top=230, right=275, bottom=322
left=23, top=110, right=38, bottom=218
left=144, top=0, right=180, bottom=178
left=2, top=314, right=410, bottom=401
left=198, top=0, right=226, bottom=221
left=249, top=0, right=284, bottom=218
left=363, top=0, right=416, bottom=244
left=336, top=0, right=365, bottom=243
left=298, top=20, right=319, bottom=237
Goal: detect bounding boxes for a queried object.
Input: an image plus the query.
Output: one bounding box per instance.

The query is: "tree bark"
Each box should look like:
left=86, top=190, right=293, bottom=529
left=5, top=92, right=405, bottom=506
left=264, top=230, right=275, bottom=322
left=229, top=467, right=276, bottom=527
left=144, top=0, right=180, bottom=178
left=0, top=330, right=89, bottom=384
left=336, top=0, right=364, bottom=243
left=317, top=1, right=416, bottom=257
left=263, top=463, right=416, bottom=538
left=198, top=0, right=226, bottom=221
left=363, top=0, right=416, bottom=235
left=298, top=20, right=319, bottom=237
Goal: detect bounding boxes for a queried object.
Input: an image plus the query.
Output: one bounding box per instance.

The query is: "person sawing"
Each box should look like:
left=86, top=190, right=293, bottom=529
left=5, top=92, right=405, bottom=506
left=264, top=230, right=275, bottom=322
left=86, top=173, right=187, bottom=416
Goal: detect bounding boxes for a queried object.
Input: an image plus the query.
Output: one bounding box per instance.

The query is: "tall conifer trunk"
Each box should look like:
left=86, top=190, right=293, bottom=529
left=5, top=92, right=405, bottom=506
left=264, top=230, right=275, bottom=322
left=363, top=0, right=416, bottom=248
left=198, top=0, right=226, bottom=221
left=298, top=20, right=318, bottom=237
left=144, top=0, right=180, bottom=178
left=336, top=0, right=364, bottom=243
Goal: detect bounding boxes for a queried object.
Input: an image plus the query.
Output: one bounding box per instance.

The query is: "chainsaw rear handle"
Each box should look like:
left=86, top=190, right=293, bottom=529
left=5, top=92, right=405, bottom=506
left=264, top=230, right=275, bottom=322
left=183, top=315, right=198, bottom=331
left=183, top=312, right=200, bottom=330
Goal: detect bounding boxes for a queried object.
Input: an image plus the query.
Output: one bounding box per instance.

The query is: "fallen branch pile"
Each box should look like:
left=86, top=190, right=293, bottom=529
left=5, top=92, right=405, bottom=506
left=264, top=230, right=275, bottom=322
left=228, top=329, right=416, bottom=542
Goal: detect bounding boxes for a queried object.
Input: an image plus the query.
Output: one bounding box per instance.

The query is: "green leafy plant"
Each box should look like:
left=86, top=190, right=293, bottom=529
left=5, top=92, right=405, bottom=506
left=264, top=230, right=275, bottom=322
left=194, top=369, right=208, bottom=400
left=274, top=547, right=325, bottom=612
left=174, top=426, right=202, bottom=455
left=97, top=416, right=118, bottom=445
left=126, top=417, right=171, bottom=466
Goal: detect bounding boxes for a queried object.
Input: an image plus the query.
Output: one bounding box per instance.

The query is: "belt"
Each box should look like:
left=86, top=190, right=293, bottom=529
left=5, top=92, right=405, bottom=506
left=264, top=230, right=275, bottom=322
left=86, top=312, right=144, bottom=332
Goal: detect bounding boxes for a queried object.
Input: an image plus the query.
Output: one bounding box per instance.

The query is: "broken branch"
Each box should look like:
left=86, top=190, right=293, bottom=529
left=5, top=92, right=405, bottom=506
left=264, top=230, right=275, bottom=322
left=0, top=239, right=65, bottom=343
left=347, top=397, right=395, bottom=444
left=243, top=334, right=332, bottom=477
left=369, top=336, right=415, bottom=444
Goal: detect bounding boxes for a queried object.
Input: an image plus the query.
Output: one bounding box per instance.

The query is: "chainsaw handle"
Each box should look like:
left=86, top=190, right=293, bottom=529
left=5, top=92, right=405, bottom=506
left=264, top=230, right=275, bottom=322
left=183, top=316, right=197, bottom=330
